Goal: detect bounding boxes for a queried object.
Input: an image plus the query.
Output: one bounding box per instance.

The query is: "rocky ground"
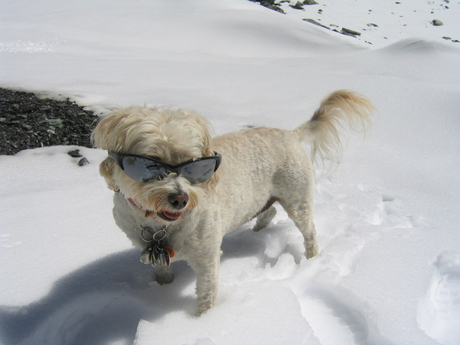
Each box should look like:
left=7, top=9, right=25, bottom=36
left=0, top=88, right=100, bottom=155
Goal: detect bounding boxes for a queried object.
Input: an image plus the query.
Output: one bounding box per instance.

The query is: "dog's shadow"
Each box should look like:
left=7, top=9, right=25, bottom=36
left=0, top=249, right=195, bottom=345
left=0, top=224, right=287, bottom=345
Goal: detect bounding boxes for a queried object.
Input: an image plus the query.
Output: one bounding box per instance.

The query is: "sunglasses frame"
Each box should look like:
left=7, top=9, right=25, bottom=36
left=108, top=151, right=222, bottom=184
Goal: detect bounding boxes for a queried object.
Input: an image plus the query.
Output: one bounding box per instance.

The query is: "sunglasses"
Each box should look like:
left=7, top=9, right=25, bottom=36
left=108, top=151, right=222, bottom=184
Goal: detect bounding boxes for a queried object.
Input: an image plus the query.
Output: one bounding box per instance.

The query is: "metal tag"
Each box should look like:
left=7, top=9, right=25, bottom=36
left=153, top=243, right=170, bottom=266
left=140, top=247, right=153, bottom=264
left=154, top=252, right=169, bottom=266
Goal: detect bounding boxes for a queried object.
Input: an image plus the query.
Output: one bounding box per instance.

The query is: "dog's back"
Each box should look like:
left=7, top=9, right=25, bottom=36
left=211, top=126, right=312, bottom=232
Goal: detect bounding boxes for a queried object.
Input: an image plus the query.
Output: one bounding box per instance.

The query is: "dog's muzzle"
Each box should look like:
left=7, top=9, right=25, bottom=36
left=122, top=192, right=185, bottom=221
left=153, top=193, right=189, bottom=221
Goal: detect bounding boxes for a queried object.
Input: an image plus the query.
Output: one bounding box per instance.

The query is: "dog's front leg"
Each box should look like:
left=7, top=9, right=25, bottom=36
left=196, top=260, right=220, bottom=315
left=190, top=254, right=221, bottom=315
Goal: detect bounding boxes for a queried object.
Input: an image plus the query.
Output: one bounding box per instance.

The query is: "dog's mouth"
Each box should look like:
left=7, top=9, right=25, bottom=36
left=128, top=198, right=182, bottom=221
left=156, top=211, right=182, bottom=222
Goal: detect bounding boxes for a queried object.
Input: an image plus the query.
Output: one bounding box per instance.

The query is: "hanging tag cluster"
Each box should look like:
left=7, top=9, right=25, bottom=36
left=139, top=227, right=175, bottom=267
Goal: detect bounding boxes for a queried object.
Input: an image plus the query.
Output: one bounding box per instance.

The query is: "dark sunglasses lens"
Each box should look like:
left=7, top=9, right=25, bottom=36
left=122, top=156, right=166, bottom=182
left=180, top=159, right=216, bottom=184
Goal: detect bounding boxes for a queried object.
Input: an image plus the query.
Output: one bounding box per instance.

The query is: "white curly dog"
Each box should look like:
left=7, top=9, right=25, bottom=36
left=92, top=90, right=374, bottom=314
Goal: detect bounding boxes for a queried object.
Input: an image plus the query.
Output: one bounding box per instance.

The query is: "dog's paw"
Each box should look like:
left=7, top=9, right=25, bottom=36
left=197, top=301, right=214, bottom=316
left=155, top=272, right=174, bottom=285
left=154, top=265, right=175, bottom=285
left=305, top=242, right=319, bottom=259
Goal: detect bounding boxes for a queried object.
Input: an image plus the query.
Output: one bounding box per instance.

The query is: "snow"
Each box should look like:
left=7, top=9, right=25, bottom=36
left=1, top=0, right=460, bottom=344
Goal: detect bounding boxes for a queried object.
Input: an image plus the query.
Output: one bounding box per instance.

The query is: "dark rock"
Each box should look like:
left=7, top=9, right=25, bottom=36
left=340, top=27, right=361, bottom=37
left=303, top=0, right=318, bottom=4
left=290, top=1, right=304, bottom=10
left=78, top=157, right=90, bottom=166
left=68, top=149, right=83, bottom=158
left=432, top=19, right=443, bottom=26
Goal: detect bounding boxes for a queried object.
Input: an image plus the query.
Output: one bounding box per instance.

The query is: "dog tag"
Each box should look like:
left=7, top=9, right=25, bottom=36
left=140, top=247, right=153, bottom=264
left=151, top=243, right=170, bottom=266
left=165, top=246, right=175, bottom=258
left=154, top=251, right=170, bottom=266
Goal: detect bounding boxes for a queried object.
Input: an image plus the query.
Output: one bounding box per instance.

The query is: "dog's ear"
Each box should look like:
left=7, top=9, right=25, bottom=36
left=99, top=157, right=118, bottom=191
left=196, top=115, right=219, bottom=191
left=91, top=109, right=128, bottom=150
left=200, top=147, right=221, bottom=192
left=206, top=164, right=221, bottom=191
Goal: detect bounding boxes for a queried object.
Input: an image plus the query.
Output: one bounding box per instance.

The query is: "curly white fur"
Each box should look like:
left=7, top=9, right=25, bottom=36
left=92, top=90, right=375, bottom=314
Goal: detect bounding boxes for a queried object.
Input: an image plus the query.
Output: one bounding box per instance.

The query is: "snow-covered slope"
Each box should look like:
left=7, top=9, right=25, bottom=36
left=1, top=0, right=460, bottom=344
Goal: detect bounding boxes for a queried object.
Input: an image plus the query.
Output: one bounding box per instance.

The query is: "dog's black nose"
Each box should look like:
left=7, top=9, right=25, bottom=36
left=168, top=193, right=189, bottom=210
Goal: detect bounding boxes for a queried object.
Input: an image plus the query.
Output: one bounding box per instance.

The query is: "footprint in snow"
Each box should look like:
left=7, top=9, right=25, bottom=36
left=366, top=193, right=398, bottom=226
left=418, top=251, right=460, bottom=343
left=297, top=284, right=394, bottom=345
left=362, top=187, right=429, bottom=229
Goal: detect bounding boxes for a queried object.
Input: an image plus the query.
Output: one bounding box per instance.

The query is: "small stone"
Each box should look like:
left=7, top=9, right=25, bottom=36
left=290, top=1, right=304, bottom=10
left=303, top=0, right=317, bottom=4
left=68, top=149, right=83, bottom=158
left=432, top=19, right=443, bottom=26
left=21, top=123, right=33, bottom=130
left=78, top=157, right=90, bottom=166
left=341, top=27, right=361, bottom=37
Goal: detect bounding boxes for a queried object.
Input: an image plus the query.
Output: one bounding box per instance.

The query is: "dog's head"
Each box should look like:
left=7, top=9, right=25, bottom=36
left=92, top=107, right=220, bottom=223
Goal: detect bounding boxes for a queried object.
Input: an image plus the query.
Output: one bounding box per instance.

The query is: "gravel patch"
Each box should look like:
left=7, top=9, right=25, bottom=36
left=0, top=88, right=100, bottom=155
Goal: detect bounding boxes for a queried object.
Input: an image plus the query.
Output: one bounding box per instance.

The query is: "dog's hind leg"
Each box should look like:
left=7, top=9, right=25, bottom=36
left=295, top=211, right=319, bottom=259
left=275, top=168, right=319, bottom=259
left=253, top=205, right=277, bottom=232
left=282, top=200, right=319, bottom=259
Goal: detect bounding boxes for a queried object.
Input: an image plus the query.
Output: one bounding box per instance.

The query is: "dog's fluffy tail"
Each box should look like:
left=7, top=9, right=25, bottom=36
left=296, top=90, right=375, bottom=171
